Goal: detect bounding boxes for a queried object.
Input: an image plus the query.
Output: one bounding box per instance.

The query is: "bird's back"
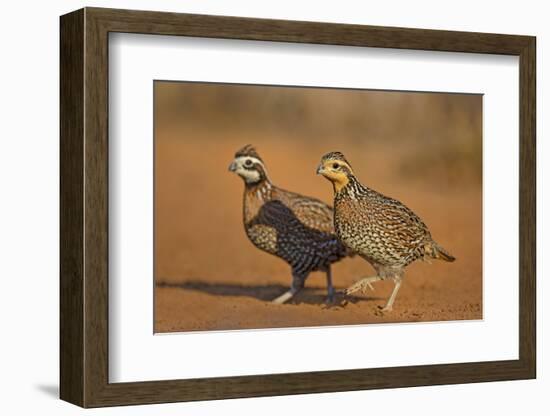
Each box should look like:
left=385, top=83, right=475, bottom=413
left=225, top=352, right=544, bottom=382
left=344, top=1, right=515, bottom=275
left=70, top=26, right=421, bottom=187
left=273, top=187, right=335, bottom=233
left=335, top=185, right=432, bottom=268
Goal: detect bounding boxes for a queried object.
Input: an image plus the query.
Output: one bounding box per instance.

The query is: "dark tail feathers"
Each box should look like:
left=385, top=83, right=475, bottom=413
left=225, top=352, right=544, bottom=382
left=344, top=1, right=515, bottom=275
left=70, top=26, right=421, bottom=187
left=433, top=243, right=456, bottom=262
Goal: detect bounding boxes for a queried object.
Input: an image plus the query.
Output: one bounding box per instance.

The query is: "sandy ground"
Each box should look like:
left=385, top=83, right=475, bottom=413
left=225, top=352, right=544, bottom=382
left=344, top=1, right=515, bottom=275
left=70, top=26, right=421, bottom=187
left=154, top=132, right=482, bottom=333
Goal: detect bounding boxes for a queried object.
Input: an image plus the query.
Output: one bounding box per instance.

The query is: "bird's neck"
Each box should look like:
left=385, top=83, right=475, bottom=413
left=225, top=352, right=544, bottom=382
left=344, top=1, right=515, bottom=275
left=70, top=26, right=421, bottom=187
left=243, top=179, right=273, bottom=224
left=245, top=178, right=273, bottom=196
left=331, top=175, right=350, bottom=193
left=334, top=175, right=369, bottom=199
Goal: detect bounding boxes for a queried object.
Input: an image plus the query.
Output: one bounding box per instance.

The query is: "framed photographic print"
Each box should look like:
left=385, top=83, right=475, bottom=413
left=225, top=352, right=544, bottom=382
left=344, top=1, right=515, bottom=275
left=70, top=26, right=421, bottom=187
left=60, top=7, right=536, bottom=408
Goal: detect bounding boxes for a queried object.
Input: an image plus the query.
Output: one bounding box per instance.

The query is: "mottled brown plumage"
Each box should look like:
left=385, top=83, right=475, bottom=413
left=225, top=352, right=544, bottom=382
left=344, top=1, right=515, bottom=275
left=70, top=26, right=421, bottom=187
left=229, top=145, right=349, bottom=304
left=317, top=151, right=455, bottom=311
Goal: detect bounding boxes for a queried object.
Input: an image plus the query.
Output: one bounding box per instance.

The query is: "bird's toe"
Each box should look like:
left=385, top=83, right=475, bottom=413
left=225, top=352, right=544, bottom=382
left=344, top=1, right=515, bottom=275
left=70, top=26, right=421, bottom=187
left=379, top=305, right=393, bottom=313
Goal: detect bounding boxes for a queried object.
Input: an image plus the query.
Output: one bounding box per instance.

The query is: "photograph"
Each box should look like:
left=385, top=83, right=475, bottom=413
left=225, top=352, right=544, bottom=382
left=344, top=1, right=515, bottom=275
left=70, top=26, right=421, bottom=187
left=154, top=81, right=483, bottom=333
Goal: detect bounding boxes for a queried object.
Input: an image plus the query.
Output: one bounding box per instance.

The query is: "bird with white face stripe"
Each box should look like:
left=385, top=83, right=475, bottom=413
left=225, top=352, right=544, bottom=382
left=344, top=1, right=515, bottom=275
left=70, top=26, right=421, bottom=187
left=228, top=145, right=351, bottom=304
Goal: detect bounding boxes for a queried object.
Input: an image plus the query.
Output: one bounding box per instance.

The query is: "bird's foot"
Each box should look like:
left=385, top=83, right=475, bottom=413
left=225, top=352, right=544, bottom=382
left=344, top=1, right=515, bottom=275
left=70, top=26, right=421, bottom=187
left=321, top=291, right=339, bottom=308
left=378, top=304, right=393, bottom=313
left=344, top=277, right=377, bottom=296
left=271, top=290, right=295, bottom=304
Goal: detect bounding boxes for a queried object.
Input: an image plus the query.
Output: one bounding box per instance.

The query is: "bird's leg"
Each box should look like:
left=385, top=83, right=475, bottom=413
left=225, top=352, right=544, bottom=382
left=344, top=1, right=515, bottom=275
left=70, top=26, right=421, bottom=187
left=325, top=266, right=335, bottom=304
left=381, top=276, right=402, bottom=312
left=271, top=287, right=298, bottom=304
left=344, top=275, right=381, bottom=296
left=272, top=272, right=304, bottom=304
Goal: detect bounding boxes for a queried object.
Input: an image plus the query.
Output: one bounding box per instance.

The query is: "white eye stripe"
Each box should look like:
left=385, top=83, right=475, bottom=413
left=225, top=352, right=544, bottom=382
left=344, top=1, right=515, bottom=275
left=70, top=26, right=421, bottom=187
left=236, top=156, right=264, bottom=169
left=233, top=156, right=270, bottom=183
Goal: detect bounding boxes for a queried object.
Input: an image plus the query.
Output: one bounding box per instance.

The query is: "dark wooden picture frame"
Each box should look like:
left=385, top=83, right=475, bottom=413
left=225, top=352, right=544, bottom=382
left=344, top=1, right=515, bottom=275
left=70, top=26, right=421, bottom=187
left=60, top=7, right=536, bottom=408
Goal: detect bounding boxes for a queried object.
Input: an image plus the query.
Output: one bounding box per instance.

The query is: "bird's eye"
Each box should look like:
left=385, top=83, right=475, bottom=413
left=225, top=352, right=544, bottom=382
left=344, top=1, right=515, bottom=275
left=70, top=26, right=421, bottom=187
left=332, top=163, right=339, bottom=169
left=244, top=159, right=253, bottom=166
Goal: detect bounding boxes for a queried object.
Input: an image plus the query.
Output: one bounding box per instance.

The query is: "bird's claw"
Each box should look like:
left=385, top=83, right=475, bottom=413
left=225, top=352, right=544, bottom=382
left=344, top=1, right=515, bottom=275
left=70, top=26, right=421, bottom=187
left=378, top=304, right=393, bottom=313
left=344, top=279, right=376, bottom=296
left=364, top=282, right=375, bottom=292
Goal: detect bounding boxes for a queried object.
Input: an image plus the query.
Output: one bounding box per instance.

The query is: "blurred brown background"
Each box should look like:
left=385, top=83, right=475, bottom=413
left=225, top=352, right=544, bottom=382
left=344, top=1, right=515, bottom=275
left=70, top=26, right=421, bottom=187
left=154, top=81, right=482, bottom=332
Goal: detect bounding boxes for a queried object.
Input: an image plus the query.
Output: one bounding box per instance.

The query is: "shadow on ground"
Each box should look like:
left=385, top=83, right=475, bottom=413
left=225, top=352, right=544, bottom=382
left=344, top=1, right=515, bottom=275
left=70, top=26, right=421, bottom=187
left=156, top=280, right=382, bottom=305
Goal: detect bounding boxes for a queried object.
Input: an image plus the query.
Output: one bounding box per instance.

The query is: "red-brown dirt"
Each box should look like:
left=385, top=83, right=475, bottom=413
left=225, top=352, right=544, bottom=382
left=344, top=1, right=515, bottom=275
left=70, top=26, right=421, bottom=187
left=154, top=132, right=482, bottom=333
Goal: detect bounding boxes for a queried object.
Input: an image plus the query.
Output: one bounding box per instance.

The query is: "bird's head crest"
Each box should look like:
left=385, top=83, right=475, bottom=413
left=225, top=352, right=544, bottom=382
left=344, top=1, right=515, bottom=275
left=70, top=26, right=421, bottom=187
left=234, top=144, right=263, bottom=162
